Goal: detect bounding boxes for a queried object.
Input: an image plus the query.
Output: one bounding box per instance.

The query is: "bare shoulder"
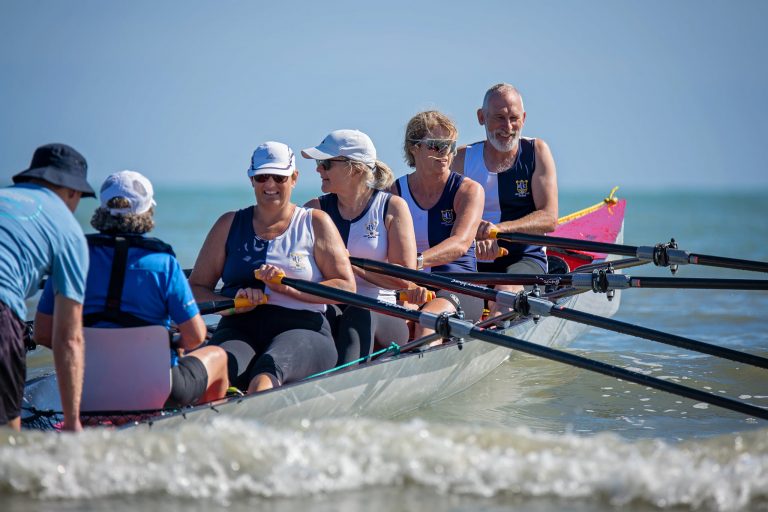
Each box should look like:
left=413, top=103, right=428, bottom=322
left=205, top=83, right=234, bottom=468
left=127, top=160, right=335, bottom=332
left=309, top=207, right=333, bottom=230
left=304, top=197, right=321, bottom=209
left=534, top=138, right=554, bottom=158
left=450, top=145, right=468, bottom=174
left=385, top=194, right=410, bottom=216
left=459, top=174, right=483, bottom=196
left=209, top=210, right=237, bottom=234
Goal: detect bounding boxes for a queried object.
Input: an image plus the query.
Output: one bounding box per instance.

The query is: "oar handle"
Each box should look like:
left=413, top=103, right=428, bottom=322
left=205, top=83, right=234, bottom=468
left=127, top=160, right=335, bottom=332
left=397, top=290, right=436, bottom=302
left=254, top=269, right=286, bottom=285
left=197, top=296, right=267, bottom=315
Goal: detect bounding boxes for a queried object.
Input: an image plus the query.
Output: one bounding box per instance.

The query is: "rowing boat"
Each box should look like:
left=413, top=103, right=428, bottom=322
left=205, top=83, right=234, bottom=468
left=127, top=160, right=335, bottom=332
left=22, top=192, right=627, bottom=430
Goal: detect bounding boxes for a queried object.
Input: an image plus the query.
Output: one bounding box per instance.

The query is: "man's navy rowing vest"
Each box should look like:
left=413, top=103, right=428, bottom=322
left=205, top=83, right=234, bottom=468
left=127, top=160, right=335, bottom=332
left=463, top=138, right=547, bottom=272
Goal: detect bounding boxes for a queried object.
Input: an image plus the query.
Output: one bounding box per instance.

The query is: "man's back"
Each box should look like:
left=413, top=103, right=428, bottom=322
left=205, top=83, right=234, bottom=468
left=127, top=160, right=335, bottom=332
left=0, top=183, right=87, bottom=321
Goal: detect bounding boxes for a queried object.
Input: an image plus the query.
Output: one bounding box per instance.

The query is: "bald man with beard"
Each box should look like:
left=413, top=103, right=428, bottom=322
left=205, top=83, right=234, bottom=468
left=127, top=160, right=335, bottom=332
left=451, top=83, right=559, bottom=316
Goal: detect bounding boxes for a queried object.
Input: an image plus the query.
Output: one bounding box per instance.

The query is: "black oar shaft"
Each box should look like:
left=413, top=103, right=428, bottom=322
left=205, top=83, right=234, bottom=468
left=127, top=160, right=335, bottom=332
left=351, top=258, right=768, bottom=371
left=197, top=300, right=236, bottom=315
left=469, top=327, right=768, bottom=420
left=547, top=305, right=768, bottom=369
left=690, top=253, right=768, bottom=273
left=496, top=232, right=639, bottom=257
left=349, top=257, right=499, bottom=301
left=434, top=272, right=565, bottom=286
left=495, top=233, right=768, bottom=273
left=435, top=272, right=768, bottom=291
left=627, top=277, right=768, bottom=290
left=266, top=274, right=768, bottom=420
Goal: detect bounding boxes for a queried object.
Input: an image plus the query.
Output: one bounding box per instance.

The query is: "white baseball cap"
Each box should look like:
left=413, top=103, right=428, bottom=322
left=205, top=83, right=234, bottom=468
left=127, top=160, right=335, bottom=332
left=301, top=129, right=376, bottom=168
left=99, top=170, right=156, bottom=215
left=248, top=141, right=296, bottom=177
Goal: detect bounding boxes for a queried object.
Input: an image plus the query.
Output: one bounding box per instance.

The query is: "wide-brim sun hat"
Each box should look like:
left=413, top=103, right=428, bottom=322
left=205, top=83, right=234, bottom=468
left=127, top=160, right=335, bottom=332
left=100, top=170, right=157, bottom=215
left=248, top=141, right=296, bottom=177
left=301, top=129, right=376, bottom=168
left=12, top=143, right=96, bottom=197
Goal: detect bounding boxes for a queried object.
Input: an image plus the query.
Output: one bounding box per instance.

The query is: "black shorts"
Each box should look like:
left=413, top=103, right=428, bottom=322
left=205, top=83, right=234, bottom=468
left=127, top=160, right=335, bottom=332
left=167, top=355, right=209, bottom=407
left=0, top=301, right=25, bottom=425
left=210, top=304, right=337, bottom=390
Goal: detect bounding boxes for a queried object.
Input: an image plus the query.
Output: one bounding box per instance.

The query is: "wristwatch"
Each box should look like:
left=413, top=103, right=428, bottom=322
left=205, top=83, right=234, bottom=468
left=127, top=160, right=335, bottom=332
left=416, top=252, right=424, bottom=270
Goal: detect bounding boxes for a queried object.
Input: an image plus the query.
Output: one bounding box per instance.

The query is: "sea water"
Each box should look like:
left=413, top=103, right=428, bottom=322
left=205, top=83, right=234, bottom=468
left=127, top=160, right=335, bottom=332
left=3, top=186, right=767, bottom=512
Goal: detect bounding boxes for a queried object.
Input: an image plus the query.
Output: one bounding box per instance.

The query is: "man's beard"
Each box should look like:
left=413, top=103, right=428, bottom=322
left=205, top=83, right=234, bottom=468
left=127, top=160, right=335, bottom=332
left=486, top=126, right=521, bottom=153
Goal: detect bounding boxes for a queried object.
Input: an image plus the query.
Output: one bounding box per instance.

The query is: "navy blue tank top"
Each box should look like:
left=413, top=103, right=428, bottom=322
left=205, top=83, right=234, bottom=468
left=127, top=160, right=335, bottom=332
left=395, top=172, right=477, bottom=273
left=464, top=138, right=547, bottom=272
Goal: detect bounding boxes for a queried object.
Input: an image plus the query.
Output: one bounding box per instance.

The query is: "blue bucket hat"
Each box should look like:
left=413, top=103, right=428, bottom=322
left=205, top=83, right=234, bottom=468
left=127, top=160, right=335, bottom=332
left=12, top=143, right=96, bottom=198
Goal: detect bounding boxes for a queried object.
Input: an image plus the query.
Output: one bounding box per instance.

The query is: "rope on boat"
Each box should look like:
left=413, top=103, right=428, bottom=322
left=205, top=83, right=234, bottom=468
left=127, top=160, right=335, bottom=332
left=303, top=342, right=402, bottom=380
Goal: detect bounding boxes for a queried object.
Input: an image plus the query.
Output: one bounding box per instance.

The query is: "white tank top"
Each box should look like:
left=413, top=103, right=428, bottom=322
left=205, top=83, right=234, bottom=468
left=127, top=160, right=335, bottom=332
left=263, top=206, right=325, bottom=312
left=463, top=142, right=501, bottom=224
left=321, top=190, right=396, bottom=303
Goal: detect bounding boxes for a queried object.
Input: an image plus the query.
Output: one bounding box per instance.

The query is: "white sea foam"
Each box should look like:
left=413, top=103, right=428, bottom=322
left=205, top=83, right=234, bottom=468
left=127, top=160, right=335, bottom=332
left=1, top=418, right=767, bottom=511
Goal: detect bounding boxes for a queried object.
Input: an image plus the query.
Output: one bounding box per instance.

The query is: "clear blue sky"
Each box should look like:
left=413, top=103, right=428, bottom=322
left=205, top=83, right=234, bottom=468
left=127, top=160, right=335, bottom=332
left=2, top=0, right=767, bottom=193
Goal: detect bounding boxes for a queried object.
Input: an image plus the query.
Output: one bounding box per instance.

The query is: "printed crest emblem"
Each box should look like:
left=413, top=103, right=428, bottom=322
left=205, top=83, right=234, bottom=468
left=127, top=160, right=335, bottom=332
left=441, top=209, right=455, bottom=225
left=365, top=219, right=379, bottom=239
left=515, top=179, right=529, bottom=197
left=289, top=251, right=309, bottom=270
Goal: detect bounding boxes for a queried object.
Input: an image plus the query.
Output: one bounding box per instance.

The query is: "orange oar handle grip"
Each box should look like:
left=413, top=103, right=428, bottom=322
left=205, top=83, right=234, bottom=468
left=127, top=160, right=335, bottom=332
left=254, top=269, right=286, bottom=286
left=497, top=247, right=509, bottom=257
left=397, top=290, right=436, bottom=302
left=488, top=227, right=500, bottom=239
left=233, top=296, right=267, bottom=308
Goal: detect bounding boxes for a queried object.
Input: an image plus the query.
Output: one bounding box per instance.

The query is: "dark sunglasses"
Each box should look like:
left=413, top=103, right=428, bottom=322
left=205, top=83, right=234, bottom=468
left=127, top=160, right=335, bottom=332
left=252, top=174, right=290, bottom=184
left=412, top=138, right=457, bottom=155
left=316, top=158, right=348, bottom=171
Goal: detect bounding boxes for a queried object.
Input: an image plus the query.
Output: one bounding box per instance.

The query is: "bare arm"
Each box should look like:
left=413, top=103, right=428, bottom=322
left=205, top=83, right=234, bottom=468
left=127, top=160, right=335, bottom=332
left=188, top=212, right=235, bottom=302
left=303, top=198, right=321, bottom=209
left=422, top=178, right=484, bottom=269
left=33, top=311, right=53, bottom=348
left=477, top=139, right=559, bottom=239
left=52, top=295, right=84, bottom=432
left=176, top=314, right=207, bottom=351
left=449, top=146, right=467, bottom=175
left=353, top=195, right=416, bottom=291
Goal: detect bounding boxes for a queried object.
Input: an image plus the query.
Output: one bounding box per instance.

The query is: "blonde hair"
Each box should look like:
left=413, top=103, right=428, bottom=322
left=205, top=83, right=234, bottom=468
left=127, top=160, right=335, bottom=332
left=90, top=197, right=155, bottom=234
left=349, top=159, right=395, bottom=190
left=403, top=110, right=458, bottom=168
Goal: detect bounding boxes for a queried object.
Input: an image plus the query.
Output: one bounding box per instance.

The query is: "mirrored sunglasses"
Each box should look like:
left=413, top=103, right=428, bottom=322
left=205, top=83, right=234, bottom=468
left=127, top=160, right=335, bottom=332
left=252, top=174, right=290, bottom=184
left=316, top=158, right=348, bottom=171
left=416, top=138, right=457, bottom=155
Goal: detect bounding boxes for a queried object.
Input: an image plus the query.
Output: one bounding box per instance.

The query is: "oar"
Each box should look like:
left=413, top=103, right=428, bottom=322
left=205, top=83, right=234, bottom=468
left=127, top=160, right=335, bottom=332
left=197, top=297, right=265, bottom=315
left=490, top=231, right=768, bottom=274
left=434, top=272, right=768, bottom=291
left=254, top=270, right=768, bottom=420
left=350, top=257, right=768, bottom=370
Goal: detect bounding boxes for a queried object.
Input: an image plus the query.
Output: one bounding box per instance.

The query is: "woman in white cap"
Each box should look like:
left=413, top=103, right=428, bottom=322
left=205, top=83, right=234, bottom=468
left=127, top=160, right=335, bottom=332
left=190, top=142, right=355, bottom=393
left=391, top=111, right=485, bottom=339
left=35, top=170, right=230, bottom=407
left=302, top=129, right=429, bottom=364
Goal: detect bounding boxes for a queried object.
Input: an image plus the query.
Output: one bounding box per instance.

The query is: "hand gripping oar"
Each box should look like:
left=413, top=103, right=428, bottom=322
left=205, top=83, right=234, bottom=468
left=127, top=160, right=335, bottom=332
left=435, top=272, right=768, bottom=291
left=196, top=296, right=266, bottom=315
left=350, top=257, right=768, bottom=371
left=254, top=269, right=768, bottom=420
left=488, top=230, right=768, bottom=274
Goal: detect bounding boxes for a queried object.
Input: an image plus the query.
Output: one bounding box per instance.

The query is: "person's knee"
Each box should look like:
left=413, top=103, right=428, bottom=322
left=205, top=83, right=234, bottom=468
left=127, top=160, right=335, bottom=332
left=420, top=297, right=457, bottom=315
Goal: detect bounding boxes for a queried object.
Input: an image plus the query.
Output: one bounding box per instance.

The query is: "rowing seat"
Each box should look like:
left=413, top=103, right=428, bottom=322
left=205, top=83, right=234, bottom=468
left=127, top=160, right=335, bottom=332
left=81, top=326, right=172, bottom=412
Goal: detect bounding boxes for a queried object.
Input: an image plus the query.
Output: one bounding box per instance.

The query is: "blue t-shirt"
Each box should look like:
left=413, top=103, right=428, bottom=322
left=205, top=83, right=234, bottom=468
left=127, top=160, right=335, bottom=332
left=38, top=241, right=199, bottom=328
left=0, top=183, right=88, bottom=320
